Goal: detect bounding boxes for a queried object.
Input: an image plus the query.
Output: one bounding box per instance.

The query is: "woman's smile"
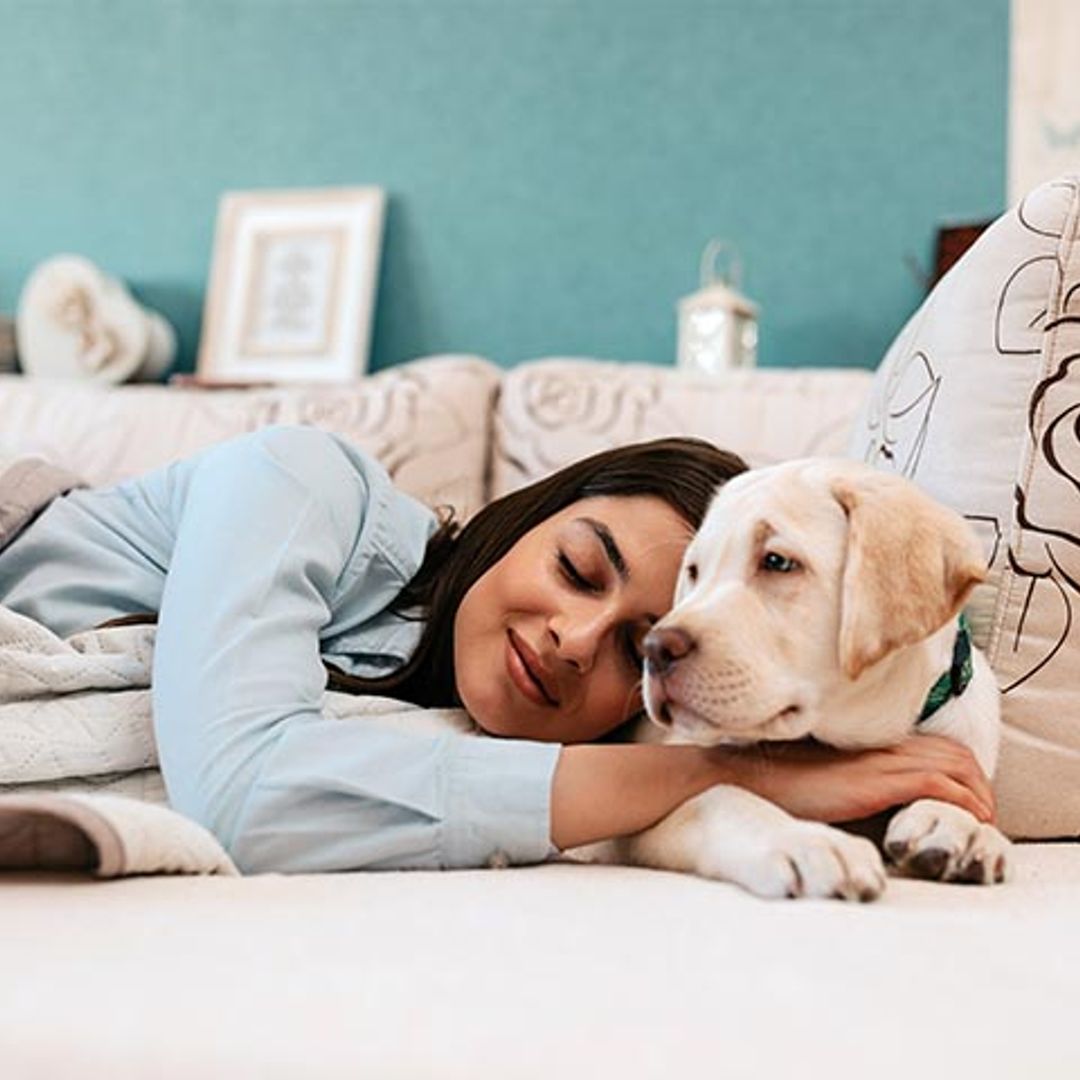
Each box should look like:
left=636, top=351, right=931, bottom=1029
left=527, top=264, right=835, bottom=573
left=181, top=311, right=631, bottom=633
left=507, top=628, right=559, bottom=707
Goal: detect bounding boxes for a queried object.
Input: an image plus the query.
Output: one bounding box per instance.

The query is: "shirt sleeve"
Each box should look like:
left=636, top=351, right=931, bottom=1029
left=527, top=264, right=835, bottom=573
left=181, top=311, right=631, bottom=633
left=151, top=426, right=563, bottom=874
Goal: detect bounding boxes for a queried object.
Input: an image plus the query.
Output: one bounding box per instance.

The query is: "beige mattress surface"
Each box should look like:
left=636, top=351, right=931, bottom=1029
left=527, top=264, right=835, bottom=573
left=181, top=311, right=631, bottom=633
left=3, top=843, right=1079, bottom=1079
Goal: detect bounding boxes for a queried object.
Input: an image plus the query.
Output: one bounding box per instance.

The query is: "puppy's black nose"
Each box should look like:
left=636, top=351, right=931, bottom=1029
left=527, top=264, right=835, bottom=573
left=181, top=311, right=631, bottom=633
left=643, top=626, right=695, bottom=675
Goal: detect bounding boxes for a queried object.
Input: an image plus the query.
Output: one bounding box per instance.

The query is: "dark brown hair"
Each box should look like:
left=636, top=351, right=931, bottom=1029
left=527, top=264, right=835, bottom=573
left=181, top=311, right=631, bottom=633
left=325, top=437, right=748, bottom=708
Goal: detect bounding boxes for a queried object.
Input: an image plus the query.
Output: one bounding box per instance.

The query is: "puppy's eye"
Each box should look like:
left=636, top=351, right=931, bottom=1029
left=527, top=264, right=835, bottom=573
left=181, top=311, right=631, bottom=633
left=686, top=563, right=698, bottom=584
left=761, top=552, right=800, bottom=573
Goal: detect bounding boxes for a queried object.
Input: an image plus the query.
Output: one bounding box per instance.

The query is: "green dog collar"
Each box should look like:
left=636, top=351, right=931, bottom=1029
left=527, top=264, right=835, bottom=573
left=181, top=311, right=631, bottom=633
left=916, top=612, right=973, bottom=726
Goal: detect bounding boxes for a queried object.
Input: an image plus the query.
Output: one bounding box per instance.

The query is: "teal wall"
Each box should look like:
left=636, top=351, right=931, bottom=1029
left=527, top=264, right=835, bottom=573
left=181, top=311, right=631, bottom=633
left=0, top=0, right=1009, bottom=375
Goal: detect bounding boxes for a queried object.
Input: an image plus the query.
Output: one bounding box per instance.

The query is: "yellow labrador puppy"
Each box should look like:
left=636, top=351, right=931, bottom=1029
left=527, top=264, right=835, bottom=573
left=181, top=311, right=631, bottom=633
left=567, top=458, right=1009, bottom=902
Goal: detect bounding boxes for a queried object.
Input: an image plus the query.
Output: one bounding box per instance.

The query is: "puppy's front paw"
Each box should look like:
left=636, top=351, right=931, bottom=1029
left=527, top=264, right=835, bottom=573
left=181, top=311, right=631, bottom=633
left=706, top=822, right=887, bottom=902
left=885, top=800, right=1010, bottom=884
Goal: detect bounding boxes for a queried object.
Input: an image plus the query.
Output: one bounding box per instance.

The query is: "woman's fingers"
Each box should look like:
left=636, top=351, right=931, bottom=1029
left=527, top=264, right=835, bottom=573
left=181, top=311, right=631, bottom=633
left=914, top=771, right=994, bottom=824
left=888, top=735, right=997, bottom=820
left=849, top=769, right=988, bottom=824
left=735, top=733, right=998, bottom=825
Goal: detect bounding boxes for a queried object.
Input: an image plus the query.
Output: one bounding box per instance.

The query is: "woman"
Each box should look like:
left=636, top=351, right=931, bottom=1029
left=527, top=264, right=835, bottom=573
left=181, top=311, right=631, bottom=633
left=0, top=425, right=994, bottom=873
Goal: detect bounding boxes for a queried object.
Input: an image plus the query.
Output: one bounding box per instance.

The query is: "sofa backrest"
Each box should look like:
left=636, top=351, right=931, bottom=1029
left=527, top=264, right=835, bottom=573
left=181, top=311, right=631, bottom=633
left=491, top=358, right=873, bottom=498
left=0, top=354, right=500, bottom=521
left=0, top=355, right=873, bottom=519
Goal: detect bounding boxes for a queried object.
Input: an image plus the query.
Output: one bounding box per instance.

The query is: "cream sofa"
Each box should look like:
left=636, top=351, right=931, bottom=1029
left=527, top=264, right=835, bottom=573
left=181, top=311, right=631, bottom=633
left=1, top=354, right=1078, bottom=1078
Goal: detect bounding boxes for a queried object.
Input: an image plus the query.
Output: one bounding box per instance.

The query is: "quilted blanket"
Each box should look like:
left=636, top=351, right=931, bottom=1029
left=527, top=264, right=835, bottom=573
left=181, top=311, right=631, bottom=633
left=0, top=602, right=479, bottom=878
left=0, top=603, right=240, bottom=876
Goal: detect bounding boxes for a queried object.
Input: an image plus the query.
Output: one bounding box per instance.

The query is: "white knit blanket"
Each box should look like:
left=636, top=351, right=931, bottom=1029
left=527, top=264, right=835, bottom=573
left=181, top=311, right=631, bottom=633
left=0, top=603, right=476, bottom=878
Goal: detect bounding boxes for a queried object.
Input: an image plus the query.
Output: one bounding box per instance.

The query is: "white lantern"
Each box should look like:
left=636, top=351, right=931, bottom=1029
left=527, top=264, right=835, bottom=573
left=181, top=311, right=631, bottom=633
left=677, top=239, right=759, bottom=374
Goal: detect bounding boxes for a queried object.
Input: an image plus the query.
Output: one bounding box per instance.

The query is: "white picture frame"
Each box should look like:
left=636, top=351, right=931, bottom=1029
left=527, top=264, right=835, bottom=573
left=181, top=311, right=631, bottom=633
left=196, top=186, right=385, bottom=384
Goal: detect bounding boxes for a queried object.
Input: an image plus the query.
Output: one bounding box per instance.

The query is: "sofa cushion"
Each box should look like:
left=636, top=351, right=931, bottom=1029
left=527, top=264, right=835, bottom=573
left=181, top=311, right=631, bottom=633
left=0, top=354, right=499, bottom=521
left=492, top=358, right=872, bottom=498
left=848, top=175, right=1080, bottom=839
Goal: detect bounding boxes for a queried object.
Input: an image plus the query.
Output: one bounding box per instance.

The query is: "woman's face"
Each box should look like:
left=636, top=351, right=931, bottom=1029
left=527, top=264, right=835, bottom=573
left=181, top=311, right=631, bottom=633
left=453, top=495, right=693, bottom=743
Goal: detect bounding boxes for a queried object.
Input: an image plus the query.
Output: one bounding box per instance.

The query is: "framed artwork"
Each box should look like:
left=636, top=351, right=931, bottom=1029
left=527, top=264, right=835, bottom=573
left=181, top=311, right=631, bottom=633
left=196, top=186, right=385, bottom=384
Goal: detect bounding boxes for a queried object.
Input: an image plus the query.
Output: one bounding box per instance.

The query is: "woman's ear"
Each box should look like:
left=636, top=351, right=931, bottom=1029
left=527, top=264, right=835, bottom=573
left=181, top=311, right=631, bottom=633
left=831, top=471, right=986, bottom=680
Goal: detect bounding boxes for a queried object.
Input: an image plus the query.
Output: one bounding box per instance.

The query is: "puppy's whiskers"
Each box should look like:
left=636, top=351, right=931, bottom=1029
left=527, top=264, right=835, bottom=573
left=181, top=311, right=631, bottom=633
left=620, top=675, right=644, bottom=725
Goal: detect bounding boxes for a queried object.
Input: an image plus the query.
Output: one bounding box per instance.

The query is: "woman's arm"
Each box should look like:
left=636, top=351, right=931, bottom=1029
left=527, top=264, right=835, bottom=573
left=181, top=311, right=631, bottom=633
left=152, top=427, right=562, bottom=873
left=550, top=744, right=731, bottom=851
left=549, top=734, right=995, bottom=851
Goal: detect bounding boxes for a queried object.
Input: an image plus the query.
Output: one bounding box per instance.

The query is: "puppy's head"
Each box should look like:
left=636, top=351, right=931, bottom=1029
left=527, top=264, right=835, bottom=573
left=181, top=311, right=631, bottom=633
left=642, top=458, right=985, bottom=748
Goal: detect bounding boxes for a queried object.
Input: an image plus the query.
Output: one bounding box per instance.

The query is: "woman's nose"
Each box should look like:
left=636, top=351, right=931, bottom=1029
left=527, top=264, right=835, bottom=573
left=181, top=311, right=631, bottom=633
left=549, top=608, right=609, bottom=673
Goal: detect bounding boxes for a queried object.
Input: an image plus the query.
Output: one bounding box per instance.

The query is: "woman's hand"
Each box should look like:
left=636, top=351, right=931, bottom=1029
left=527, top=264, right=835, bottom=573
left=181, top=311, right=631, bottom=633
left=705, top=734, right=997, bottom=825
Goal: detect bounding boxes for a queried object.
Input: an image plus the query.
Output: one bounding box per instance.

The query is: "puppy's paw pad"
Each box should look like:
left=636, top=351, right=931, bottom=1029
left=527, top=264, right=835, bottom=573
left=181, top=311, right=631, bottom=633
left=952, top=834, right=1010, bottom=885
left=956, top=856, right=987, bottom=884
left=908, top=846, right=950, bottom=880
left=885, top=801, right=1010, bottom=885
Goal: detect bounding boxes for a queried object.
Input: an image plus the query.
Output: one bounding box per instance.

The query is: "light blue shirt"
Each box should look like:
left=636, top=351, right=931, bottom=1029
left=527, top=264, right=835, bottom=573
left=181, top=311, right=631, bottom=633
left=0, top=426, right=563, bottom=873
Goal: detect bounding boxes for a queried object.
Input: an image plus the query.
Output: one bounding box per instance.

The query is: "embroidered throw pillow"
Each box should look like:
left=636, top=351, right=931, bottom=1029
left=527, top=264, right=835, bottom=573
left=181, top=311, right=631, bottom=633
left=848, top=175, right=1080, bottom=839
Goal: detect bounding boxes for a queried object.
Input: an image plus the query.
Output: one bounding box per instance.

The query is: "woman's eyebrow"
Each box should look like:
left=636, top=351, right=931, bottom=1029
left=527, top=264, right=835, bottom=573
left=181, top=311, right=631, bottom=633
left=576, top=517, right=629, bottom=582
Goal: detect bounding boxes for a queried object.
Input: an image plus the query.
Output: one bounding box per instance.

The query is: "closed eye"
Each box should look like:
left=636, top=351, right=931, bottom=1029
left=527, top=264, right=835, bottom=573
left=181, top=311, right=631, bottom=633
left=558, top=551, right=602, bottom=593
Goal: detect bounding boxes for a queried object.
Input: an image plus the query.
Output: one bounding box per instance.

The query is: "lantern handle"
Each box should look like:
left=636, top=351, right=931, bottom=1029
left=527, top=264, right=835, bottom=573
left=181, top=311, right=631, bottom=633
left=700, top=238, right=743, bottom=290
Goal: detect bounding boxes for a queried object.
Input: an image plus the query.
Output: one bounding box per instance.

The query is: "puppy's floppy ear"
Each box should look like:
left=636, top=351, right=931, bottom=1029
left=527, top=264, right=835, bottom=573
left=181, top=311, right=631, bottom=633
left=831, top=471, right=986, bottom=680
